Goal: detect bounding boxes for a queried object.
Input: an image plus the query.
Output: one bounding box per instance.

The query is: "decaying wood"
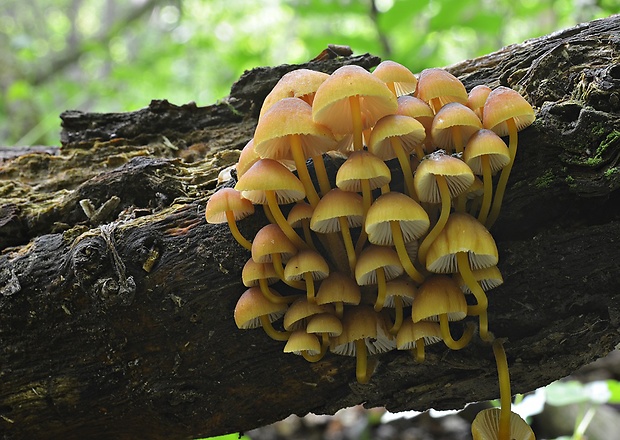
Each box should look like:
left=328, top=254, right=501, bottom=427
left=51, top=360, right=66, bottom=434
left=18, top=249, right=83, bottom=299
left=1, top=15, right=619, bottom=439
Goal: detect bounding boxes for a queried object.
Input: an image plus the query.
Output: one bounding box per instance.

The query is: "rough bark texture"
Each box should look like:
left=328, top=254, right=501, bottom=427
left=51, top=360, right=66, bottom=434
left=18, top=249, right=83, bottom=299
left=1, top=15, right=620, bottom=440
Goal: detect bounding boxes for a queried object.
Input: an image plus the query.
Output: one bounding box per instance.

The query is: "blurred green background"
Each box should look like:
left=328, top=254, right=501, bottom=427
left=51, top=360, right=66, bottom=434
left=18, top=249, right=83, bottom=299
left=0, top=0, right=616, bottom=146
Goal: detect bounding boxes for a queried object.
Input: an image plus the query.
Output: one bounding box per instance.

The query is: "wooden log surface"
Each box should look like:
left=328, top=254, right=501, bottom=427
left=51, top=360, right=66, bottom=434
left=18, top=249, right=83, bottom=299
left=1, top=15, right=619, bottom=439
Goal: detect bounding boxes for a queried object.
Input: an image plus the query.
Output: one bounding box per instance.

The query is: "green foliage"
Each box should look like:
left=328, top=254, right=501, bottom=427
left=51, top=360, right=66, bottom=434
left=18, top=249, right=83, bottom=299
left=0, top=0, right=615, bottom=146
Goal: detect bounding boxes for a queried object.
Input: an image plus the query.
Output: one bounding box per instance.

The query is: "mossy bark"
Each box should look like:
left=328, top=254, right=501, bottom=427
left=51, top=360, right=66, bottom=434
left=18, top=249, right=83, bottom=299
left=1, top=16, right=619, bottom=440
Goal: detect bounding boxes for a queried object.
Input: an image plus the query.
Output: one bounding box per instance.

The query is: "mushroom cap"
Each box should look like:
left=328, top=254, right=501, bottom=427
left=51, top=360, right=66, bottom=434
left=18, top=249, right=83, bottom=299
left=234, top=287, right=288, bottom=329
left=471, top=408, right=535, bottom=440
left=242, top=258, right=279, bottom=287
left=205, top=188, right=255, bottom=224
left=330, top=305, right=395, bottom=356
left=396, top=320, right=442, bottom=349
left=284, top=298, right=330, bottom=331
left=259, top=69, right=330, bottom=118
left=283, top=329, right=322, bottom=355
left=254, top=98, right=336, bottom=161
left=483, top=86, right=536, bottom=136
left=336, top=150, right=392, bottom=192
left=310, top=188, right=364, bottom=233
left=235, top=158, right=306, bottom=204
left=415, top=68, right=468, bottom=110
left=466, top=84, right=492, bottom=119
left=251, top=224, right=298, bottom=264
left=312, top=65, right=398, bottom=135
left=316, top=272, right=362, bottom=306
left=383, top=277, right=417, bottom=307
left=287, top=202, right=314, bottom=228
left=307, top=313, right=343, bottom=337
left=368, top=114, right=426, bottom=160
left=372, top=60, right=418, bottom=96
left=431, top=102, right=482, bottom=150
left=463, top=129, right=511, bottom=175
left=397, top=95, right=434, bottom=133
left=236, top=138, right=260, bottom=178
left=355, top=245, right=404, bottom=285
left=453, top=265, right=504, bottom=294
left=411, top=275, right=467, bottom=322
left=283, top=249, right=330, bottom=282
left=426, top=212, right=498, bottom=273
left=365, top=192, right=430, bottom=245
left=413, top=151, right=475, bottom=203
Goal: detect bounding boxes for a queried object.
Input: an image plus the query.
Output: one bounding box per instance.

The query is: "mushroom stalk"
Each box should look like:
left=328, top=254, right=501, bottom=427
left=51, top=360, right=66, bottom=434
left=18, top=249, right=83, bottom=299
left=477, top=155, right=493, bottom=224
left=271, top=254, right=306, bottom=290
left=486, top=118, right=518, bottom=228
left=264, top=190, right=309, bottom=250
left=414, top=339, right=425, bottom=363
left=290, top=134, right=321, bottom=207
left=439, top=316, right=474, bottom=350
left=493, top=338, right=512, bottom=440
left=349, top=95, right=364, bottom=151
left=311, top=154, right=332, bottom=196
left=373, top=267, right=388, bottom=312
left=355, top=179, right=373, bottom=253
left=305, top=272, right=317, bottom=304
left=259, top=315, right=290, bottom=341
left=258, top=279, right=300, bottom=304
left=338, top=216, right=357, bottom=275
left=390, top=221, right=425, bottom=284
left=389, top=137, right=416, bottom=199
left=456, top=252, right=490, bottom=340
left=388, top=296, right=404, bottom=335
left=225, top=210, right=252, bottom=250
left=418, top=175, right=452, bottom=266
left=355, top=339, right=370, bottom=383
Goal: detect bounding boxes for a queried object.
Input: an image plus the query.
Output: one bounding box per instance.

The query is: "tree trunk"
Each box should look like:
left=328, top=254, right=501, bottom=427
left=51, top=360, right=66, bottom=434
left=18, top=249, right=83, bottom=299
left=1, top=15, right=619, bottom=440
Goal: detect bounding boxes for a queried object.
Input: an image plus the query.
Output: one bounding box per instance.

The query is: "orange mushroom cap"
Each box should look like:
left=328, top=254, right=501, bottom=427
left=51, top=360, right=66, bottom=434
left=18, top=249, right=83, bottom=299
left=372, top=60, right=418, bottom=97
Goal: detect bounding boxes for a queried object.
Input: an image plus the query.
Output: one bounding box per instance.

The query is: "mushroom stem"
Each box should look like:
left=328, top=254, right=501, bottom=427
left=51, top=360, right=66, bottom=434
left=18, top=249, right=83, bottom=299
left=290, top=134, right=321, bottom=207
left=452, top=126, right=464, bottom=154
left=417, top=174, right=452, bottom=266
left=264, top=190, right=308, bottom=250
left=302, top=342, right=327, bottom=362
left=486, top=118, right=518, bottom=228
left=300, top=219, right=317, bottom=251
left=263, top=203, right=277, bottom=225
left=477, top=155, right=493, bottom=224
left=349, top=95, right=364, bottom=151
left=373, top=267, right=388, bottom=312
left=355, top=339, right=370, bottom=383
left=225, top=210, right=252, bottom=250
left=259, top=315, right=290, bottom=341
left=493, top=338, right=512, bottom=440
left=390, top=221, right=426, bottom=284
left=258, top=279, right=300, bottom=304
left=389, top=296, right=404, bottom=335
left=338, top=216, right=357, bottom=275
left=311, top=154, right=332, bottom=197
left=334, top=302, right=344, bottom=318
left=355, top=179, right=373, bottom=253
left=414, top=339, right=426, bottom=363
left=389, top=137, right=416, bottom=199
left=305, top=272, right=317, bottom=304
left=457, top=252, right=490, bottom=340
left=439, top=316, right=474, bottom=350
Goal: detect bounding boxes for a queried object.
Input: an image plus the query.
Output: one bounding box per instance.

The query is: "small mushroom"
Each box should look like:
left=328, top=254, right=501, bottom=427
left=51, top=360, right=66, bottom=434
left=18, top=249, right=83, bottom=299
left=205, top=188, right=255, bottom=250
left=315, top=271, right=361, bottom=318
left=283, top=249, right=330, bottom=304
left=483, top=86, right=535, bottom=228
left=313, top=65, right=397, bottom=152
left=355, top=245, right=404, bottom=312
left=415, top=68, right=468, bottom=114
left=372, top=60, right=418, bottom=97
left=234, top=287, right=289, bottom=341
left=431, top=102, right=482, bottom=154
left=411, top=275, right=474, bottom=350
left=364, top=191, right=429, bottom=284
left=369, top=114, right=426, bottom=198
left=251, top=224, right=304, bottom=290
left=396, top=320, right=442, bottom=362
left=283, top=329, right=323, bottom=362
left=235, top=158, right=308, bottom=249
left=242, top=258, right=299, bottom=304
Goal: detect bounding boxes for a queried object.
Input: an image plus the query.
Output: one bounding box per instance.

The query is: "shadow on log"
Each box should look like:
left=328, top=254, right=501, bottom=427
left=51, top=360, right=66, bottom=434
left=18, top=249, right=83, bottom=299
left=1, top=15, right=620, bottom=440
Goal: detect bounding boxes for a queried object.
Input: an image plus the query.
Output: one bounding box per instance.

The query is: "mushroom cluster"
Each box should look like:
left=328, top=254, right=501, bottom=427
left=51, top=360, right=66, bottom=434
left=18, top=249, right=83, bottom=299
left=206, top=61, right=536, bottom=438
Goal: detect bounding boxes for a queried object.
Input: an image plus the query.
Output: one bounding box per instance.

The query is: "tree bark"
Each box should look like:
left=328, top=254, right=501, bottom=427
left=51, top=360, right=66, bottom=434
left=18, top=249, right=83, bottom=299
left=1, top=15, right=619, bottom=440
